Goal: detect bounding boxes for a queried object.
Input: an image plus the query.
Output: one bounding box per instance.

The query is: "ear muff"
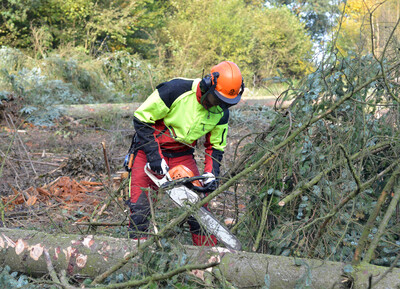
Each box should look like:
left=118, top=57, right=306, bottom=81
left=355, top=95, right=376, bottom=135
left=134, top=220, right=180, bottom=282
left=199, top=72, right=221, bottom=108
left=199, top=72, right=219, bottom=94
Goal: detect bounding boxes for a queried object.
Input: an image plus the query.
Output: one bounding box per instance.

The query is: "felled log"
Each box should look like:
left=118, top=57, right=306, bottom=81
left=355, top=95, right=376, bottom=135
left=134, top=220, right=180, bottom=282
left=57, top=98, right=290, bottom=120
left=0, top=228, right=399, bottom=288
left=57, top=103, right=141, bottom=119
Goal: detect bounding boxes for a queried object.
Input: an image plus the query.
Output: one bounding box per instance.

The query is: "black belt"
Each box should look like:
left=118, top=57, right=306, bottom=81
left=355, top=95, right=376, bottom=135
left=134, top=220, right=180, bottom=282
left=162, top=148, right=194, bottom=158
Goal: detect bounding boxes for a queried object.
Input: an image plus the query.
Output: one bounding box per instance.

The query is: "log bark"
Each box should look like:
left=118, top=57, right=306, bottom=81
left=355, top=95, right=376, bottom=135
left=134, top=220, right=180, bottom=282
left=1, top=228, right=400, bottom=288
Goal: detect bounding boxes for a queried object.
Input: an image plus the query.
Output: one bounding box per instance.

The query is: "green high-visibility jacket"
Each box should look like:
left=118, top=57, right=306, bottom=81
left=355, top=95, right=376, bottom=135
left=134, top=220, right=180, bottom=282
left=133, top=78, right=229, bottom=175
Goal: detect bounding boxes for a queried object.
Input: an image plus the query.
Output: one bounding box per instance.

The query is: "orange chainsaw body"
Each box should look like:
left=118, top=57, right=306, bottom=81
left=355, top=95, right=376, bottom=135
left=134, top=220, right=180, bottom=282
left=167, top=165, right=202, bottom=187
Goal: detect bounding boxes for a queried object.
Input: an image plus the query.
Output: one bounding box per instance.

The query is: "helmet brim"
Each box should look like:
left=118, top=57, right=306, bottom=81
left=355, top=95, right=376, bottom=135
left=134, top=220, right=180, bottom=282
left=214, top=90, right=241, bottom=105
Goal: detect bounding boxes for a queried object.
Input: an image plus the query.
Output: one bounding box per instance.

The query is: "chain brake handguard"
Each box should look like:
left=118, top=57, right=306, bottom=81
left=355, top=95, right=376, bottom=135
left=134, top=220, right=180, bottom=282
left=160, top=176, right=207, bottom=191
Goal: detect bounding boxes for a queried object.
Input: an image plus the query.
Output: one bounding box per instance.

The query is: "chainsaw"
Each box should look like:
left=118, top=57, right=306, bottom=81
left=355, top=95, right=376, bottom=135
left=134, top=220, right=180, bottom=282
left=144, top=163, right=242, bottom=251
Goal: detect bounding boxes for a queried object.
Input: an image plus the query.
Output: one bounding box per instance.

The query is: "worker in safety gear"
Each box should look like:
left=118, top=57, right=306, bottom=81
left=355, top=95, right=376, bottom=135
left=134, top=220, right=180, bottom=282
left=125, top=61, right=244, bottom=245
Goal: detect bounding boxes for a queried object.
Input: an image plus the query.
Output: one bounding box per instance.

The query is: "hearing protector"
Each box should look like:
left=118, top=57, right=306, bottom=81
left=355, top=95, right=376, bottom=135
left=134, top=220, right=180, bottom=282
left=200, top=72, right=219, bottom=94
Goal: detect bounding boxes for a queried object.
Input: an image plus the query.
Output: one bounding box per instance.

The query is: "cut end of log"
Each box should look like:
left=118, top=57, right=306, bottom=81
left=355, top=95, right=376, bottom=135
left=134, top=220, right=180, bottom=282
left=15, top=239, right=28, bottom=255
left=76, top=254, right=88, bottom=268
left=30, top=244, right=44, bottom=261
left=83, top=235, right=95, bottom=248
left=278, top=201, right=285, bottom=207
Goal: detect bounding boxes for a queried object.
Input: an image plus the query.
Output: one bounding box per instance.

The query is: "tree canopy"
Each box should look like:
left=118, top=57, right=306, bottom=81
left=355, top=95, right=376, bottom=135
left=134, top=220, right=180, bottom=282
left=1, top=0, right=314, bottom=83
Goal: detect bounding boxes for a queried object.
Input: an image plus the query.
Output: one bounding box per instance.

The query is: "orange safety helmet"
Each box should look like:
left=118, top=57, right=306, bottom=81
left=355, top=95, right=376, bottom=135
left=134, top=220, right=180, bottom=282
left=200, top=61, right=244, bottom=106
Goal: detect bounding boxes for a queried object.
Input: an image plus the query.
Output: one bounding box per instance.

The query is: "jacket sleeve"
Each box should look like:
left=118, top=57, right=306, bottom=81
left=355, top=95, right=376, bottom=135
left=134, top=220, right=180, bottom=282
left=203, top=109, right=229, bottom=177
left=133, top=88, right=170, bottom=162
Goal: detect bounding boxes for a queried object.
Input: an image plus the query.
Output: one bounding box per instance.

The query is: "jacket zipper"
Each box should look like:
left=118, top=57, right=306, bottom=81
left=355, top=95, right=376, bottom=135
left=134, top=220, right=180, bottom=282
left=168, top=126, right=177, bottom=138
left=220, top=128, right=226, bottom=145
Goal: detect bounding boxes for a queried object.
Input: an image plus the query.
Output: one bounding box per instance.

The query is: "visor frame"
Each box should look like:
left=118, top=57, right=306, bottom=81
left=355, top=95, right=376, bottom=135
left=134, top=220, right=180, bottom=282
left=213, top=89, right=242, bottom=105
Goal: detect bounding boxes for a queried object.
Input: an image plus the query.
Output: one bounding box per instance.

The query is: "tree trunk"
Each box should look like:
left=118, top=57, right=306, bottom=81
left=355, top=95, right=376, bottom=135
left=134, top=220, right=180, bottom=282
left=1, top=228, right=399, bottom=288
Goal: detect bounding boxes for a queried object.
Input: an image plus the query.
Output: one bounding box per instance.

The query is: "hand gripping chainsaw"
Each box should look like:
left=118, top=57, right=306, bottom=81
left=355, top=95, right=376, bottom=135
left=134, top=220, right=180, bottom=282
left=145, top=164, right=242, bottom=251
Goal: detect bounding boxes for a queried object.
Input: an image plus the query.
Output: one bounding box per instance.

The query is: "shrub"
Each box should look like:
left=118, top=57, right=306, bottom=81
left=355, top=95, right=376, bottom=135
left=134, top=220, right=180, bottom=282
left=0, top=47, right=159, bottom=124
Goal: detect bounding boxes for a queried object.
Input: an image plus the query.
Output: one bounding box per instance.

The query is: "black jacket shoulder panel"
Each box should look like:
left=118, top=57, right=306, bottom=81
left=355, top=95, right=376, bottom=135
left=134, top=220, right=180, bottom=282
left=156, top=78, right=194, bottom=108
left=217, top=108, right=229, bottom=125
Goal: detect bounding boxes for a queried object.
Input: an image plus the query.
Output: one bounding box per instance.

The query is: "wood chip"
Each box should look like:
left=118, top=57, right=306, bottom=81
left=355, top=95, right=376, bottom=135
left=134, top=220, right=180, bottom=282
left=26, top=196, right=38, bottom=206
left=80, top=181, right=103, bottom=186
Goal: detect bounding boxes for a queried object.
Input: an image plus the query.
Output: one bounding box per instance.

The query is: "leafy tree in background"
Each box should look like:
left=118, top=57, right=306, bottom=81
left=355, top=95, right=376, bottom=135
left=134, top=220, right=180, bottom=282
left=0, top=0, right=40, bottom=48
left=0, top=0, right=159, bottom=55
left=268, top=0, right=342, bottom=41
left=1, top=0, right=314, bottom=90
left=248, top=6, right=313, bottom=81
left=154, top=0, right=312, bottom=85
left=126, top=0, right=168, bottom=59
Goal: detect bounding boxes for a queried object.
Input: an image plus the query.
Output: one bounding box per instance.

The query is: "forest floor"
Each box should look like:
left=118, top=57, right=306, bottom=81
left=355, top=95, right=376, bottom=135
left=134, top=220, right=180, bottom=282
left=0, top=98, right=275, bottom=243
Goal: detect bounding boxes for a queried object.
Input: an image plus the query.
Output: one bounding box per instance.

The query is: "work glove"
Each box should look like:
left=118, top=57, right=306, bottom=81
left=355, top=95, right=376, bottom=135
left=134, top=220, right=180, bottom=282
left=149, top=158, right=169, bottom=175
left=201, top=172, right=218, bottom=192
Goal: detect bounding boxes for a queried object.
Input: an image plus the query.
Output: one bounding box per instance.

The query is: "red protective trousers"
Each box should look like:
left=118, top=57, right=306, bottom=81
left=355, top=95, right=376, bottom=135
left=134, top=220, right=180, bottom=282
left=128, top=150, right=217, bottom=246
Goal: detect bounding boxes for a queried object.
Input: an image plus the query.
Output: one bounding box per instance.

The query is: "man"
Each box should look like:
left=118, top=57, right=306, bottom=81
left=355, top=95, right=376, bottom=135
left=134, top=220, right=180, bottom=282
left=126, top=61, right=244, bottom=246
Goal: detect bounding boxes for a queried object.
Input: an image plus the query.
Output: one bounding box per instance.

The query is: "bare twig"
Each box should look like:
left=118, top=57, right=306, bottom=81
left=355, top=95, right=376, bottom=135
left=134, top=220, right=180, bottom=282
left=44, top=248, right=61, bottom=284
left=90, top=177, right=128, bottom=223
left=147, top=189, right=162, bottom=248
left=6, top=113, right=37, bottom=176
left=59, top=269, right=79, bottom=289
left=0, top=148, right=19, bottom=180
left=44, top=250, right=78, bottom=288
left=279, top=141, right=394, bottom=206
left=74, top=221, right=128, bottom=226
left=101, top=142, right=111, bottom=181
left=308, top=160, right=400, bottom=257
left=7, top=157, right=61, bottom=167
left=339, top=144, right=362, bottom=190
left=0, top=188, right=23, bottom=227
left=93, top=261, right=220, bottom=289
left=364, top=180, right=400, bottom=262
left=353, top=165, right=400, bottom=264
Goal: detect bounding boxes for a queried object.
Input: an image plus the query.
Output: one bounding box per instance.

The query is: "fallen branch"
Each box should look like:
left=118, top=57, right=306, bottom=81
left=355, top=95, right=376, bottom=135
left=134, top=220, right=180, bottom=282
left=74, top=221, right=128, bottom=227
left=364, top=180, right=400, bottom=263
left=1, top=228, right=400, bottom=289
left=353, top=165, right=400, bottom=264
left=93, top=262, right=220, bottom=289
left=278, top=141, right=394, bottom=206
left=308, top=160, right=400, bottom=256
left=43, top=249, right=61, bottom=285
